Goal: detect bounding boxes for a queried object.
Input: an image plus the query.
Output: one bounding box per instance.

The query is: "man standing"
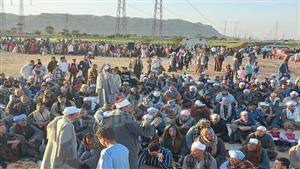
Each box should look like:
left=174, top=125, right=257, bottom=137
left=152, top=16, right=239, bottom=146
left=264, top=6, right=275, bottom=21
left=129, top=56, right=143, bottom=80
left=96, top=127, right=130, bottom=169
left=47, top=57, right=57, bottom=73
left=41, top=107, right=80, bottom=169
left=96, top=64, right=119, bottom=107
left=96, top=98, right=161, bottom=169
left=79, top=55, right=92, bottom=83
left=20, top=60, right=35, bottom=80
left=196, top=50, right=209, bottom=75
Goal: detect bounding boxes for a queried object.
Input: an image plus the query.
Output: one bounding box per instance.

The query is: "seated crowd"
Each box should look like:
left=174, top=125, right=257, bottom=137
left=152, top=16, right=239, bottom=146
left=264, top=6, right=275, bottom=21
left=0, top=53, right=299, bottom=169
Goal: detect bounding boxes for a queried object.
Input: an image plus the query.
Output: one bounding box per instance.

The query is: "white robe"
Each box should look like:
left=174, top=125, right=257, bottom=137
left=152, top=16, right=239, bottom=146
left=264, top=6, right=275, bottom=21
left=41, top=116, right=78, bottom=169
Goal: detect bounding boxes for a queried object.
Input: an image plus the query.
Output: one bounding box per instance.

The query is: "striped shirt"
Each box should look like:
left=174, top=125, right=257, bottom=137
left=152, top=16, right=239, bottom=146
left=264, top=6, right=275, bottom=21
left=137, top=147, right=173, bottom=169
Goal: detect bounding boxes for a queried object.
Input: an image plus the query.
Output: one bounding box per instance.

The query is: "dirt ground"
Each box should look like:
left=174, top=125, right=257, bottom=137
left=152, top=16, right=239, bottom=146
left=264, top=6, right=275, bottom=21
left=0, top=51, right=299, bottom=79
left=1, top=51, right=299, bottom=169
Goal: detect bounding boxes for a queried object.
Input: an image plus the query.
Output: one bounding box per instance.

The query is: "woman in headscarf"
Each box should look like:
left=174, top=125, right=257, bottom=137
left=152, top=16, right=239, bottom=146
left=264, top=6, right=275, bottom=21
left=161, top=124, right=187, bottom=163
left=186, top=120, right=227, bottom=167
left=198, top=125, right=228, bottom=166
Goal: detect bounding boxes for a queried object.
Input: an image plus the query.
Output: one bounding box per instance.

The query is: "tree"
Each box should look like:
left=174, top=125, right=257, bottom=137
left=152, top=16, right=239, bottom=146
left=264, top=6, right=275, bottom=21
left=172, top=36, right=184, bottom=45
left=71, top=30, right=80, bottom=37
left=33, top=30, right=42, bottom=35
left=45, top=26, right=55, bottom=34
left=10, top=27, right=17, bottom=33
left=61, top=29, right=69, bottom=36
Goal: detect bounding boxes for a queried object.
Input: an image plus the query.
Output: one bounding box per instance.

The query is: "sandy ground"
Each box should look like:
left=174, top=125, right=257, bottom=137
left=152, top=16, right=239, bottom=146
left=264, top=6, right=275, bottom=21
left=1, top=51, right=299, bottom=168
left=0, top=51, right=299, bottom=79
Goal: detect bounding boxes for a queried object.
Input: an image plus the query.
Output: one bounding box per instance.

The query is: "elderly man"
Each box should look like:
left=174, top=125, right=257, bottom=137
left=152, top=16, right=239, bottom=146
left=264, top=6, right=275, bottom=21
left=9, top=114, right=43, bottom=157
left=244, top=126, right=277, bottom=160
left=182, top=141, right=217, bottom=169
left=0, top=120, right=37, bottom=162
left=96, top=98, right=161, bottom=169
left=230, top=111, right=260, bottom=143
left=96, top=64, right=119, bottom=107
left=210, top=114, right=229, bottom=142
left=241, top=138, right=270, bottom=169
left=41, top=107, right=80, bottom=169
left=214, top=97, right=236, bottom=123
left=288, top=140, right=300, bottom=169
left=283, top=91, right=300, bottom=108
left=282, top=101, right=300, bottom=129
left=174, top=109, right=195, bottom=135
left=219, top=150, right=255, bottom=169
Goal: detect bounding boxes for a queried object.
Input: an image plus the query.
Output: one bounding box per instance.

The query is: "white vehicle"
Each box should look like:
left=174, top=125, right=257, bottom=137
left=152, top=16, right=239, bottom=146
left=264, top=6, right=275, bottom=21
left=261, top=44, right=288, bottom=52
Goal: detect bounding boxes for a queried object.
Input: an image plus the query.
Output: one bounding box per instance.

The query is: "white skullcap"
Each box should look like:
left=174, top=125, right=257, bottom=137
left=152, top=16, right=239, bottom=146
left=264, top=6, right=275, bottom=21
left=211, top=114, right=220, bottom=119
left=240, top=111, right=248, bottom=116
left=229, top=150, right=245, bottom=160
left=259, top=102, right=270, bottom=107
left=191, top=141, right=206, bottom=151
left=147, top=107, right=159, bottom=113
left=195, top=100, right=205, bottom=107
left=257, top=126, right=267, bottom=132
left=153, top=91, right=161, bottom=97
left=290, top=91, right=299, bottom=96
left=243, top=89, right=250, bottom=93
left=180, top=110, right=191, bottom=117
left=63, top=107, right=80, bottom=116
left=104, top=64, right=111, bottom=70
left=249, top=138, right=259, bottom=145
left=115, top=98, right=131, bottom=109
left=45, top=78, right=52, bottom=82
left=189, top=86, right=197, bottom=91
left=287, top=101, right=297, bottom=106
left=142, top=114, right=153, bottom=121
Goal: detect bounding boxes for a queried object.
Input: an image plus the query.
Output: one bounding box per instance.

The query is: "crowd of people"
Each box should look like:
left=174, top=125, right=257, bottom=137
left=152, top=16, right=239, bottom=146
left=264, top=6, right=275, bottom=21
left=0, top=42, right=299, bottom=169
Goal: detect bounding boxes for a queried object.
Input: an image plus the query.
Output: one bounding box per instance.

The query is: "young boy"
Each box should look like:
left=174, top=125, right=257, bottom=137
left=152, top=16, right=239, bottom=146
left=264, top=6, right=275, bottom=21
left=96, top=127, right=130, bottom=169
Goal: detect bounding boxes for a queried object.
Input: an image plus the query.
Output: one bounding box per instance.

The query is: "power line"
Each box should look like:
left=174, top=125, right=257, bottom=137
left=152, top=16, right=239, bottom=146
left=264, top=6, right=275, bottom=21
left=184, top=0, right=222, bottom=31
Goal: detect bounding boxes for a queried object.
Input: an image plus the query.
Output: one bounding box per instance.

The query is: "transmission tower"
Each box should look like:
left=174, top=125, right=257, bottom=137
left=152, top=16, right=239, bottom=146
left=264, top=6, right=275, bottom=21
left=18, top=0, right=25, bottom=33
left=0, top=0, right=6, bottom=32
left=152, top=0, right=163, bottom=37
left=65, top=13, right=69, bottom=30
left=274, top=21, right=279, bottom=40
left=116, top=0, right=126, bottom=36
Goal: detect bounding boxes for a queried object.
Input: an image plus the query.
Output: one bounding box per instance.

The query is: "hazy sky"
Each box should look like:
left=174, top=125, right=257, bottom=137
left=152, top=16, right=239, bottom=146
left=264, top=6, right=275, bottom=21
left=2, top=0, right=300, bottom=39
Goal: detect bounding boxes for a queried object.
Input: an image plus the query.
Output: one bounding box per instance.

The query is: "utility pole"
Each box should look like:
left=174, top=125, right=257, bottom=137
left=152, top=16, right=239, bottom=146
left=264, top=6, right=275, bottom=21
left=116, top=0, right=126, bottom=37
left=274, top=21, right=279, bottom=40
left=0, top=0, right=6, bottom=32
left=18, top=0, right=25, bottom=33
left=233, top=21, right=238, bottom=39
left=152, top=0, right=163, bottom=37
left=223, top=21, right=227, bottom=35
